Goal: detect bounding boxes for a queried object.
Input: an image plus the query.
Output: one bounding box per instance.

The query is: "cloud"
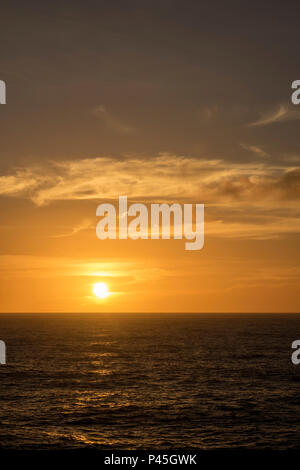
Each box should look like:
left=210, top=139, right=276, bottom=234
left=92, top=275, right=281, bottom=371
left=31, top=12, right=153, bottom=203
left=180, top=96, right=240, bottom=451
left=52, top=218, right=94, bottom=238
left=206, top=214, right=300, bottom=240
left=0, top=170, right=41, bottom=195
left=280, top=154, right=300, bottom=164
left=0, top=255, right=168, bottom=282
left=240, top=143, right=268, bottom=158
left=92, top=105, right=135, bottom=134
left=248, top=104, right=300, bottom=127
left=0, top=154, right=299, bottom=209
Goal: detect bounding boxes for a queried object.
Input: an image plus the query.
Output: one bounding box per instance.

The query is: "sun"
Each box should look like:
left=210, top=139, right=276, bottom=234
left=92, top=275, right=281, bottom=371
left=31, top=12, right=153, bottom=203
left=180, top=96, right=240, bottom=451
left=93, top=282, right=109, bottom=299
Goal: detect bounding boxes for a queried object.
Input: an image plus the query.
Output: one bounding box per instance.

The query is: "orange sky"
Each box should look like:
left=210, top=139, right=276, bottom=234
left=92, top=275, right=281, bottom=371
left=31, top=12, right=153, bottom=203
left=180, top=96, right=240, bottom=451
left=0, top=157, right=299, bottom=312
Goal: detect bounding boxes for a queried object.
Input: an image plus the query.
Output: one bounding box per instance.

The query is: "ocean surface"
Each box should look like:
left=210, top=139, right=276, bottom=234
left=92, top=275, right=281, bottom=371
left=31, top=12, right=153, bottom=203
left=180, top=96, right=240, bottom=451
left=0, top=313, right=300, bottom=450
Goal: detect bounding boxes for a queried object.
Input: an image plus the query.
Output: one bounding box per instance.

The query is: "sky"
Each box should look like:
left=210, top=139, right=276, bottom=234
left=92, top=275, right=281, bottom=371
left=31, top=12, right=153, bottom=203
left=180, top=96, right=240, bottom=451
left=0, top=0, right=300, bottom=312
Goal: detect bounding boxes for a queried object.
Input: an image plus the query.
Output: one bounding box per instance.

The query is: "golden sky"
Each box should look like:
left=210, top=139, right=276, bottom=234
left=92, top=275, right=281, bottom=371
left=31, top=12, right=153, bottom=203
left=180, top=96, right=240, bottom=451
left=0, top=2, right=299, bottom=312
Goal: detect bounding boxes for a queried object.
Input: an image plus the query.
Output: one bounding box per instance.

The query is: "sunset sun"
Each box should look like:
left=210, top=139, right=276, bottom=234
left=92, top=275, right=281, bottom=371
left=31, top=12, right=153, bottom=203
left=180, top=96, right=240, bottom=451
left=93, top=282, right=109, bottom=299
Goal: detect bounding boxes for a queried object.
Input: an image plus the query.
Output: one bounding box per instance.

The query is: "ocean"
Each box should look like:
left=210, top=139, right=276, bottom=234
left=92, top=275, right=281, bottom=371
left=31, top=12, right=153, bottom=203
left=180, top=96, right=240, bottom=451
left=0, top=313, right=299, bottom=450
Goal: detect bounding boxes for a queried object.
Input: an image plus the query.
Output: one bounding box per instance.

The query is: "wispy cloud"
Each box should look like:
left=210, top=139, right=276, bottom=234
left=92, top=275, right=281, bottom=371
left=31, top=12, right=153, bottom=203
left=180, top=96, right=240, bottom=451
left=52, top=219, right=93, bottom=238
left=0, top=154, right=298, bottom=208
left=92, top=105, right=135, bottom=134
left=206, top=214, right=300, bottom=240
left=0, top=170, right=41, bottom=195
left=0, top=255, right=167, bottom=281
left=240, top=143, right=268, bottom=158
left=248, top=103, right=300, bottom=127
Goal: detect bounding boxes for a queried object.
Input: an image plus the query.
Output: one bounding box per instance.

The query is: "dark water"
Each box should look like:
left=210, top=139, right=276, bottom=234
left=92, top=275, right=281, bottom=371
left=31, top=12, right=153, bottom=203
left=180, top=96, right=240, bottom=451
left=0, top=313, right=300, bottom=450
